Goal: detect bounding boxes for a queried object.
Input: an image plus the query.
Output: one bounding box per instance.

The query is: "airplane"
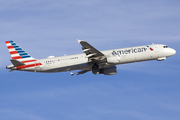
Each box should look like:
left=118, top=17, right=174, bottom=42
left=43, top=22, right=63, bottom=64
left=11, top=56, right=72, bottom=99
left=5, top=40, right=176, bottom=75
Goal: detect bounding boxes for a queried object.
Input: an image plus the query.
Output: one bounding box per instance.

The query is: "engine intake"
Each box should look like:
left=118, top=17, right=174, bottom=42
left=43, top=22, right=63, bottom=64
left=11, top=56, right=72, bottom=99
left=99, top=66, right=117, bottom=75
left=92, top=63, right=100, bottom=75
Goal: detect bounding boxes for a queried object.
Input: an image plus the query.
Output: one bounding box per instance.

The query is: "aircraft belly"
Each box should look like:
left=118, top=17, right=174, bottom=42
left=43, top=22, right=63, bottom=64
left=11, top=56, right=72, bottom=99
left=41, top=62, right=90, bottom=73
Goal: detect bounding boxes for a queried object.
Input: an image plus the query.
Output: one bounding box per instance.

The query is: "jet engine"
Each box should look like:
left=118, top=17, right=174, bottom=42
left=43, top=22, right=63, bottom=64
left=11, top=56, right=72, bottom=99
left=99, top=66, right=117, bottom=75
left=92, top=63, right=100, bottom=75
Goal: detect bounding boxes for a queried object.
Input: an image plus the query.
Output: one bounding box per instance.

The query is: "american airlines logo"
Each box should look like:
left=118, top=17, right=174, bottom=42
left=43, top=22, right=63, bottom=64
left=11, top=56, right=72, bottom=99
left=112, top=47, right=148, bottom=56
left=146, top=45, right=154, bottom=51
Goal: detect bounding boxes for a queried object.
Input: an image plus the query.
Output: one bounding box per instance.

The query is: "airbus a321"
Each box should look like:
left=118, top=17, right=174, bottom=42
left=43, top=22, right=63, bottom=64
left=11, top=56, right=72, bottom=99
left=5, top=40, right=176, bottom=75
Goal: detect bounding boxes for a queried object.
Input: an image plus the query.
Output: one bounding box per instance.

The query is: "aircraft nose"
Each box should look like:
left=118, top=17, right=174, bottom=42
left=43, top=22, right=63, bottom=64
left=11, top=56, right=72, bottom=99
left=171, top=49, right=176, bottom=55
left=169, top=48, right=176, bottom=56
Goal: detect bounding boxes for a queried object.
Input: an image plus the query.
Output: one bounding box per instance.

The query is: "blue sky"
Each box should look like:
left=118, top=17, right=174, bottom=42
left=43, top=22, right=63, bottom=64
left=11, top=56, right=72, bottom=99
left=0, top=0, right=180, bottom=120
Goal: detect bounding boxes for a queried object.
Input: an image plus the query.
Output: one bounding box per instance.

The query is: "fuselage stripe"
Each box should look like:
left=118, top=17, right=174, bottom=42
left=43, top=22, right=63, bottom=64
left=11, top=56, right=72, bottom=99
left=16, top=63, right=42, bottom=70
left=21, top=60, right=37, bottom=63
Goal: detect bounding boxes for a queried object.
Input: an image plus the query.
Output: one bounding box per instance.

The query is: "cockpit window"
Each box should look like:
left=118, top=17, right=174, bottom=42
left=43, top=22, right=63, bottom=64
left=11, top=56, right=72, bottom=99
left=163, top=46, right=168, bottom=48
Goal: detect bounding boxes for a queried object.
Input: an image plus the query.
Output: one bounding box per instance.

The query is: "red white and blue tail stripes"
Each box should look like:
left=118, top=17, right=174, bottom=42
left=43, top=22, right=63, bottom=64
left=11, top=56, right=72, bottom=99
left=5, top=41, right=42, bottom=70
left=5, top=41, right=33, bottom=59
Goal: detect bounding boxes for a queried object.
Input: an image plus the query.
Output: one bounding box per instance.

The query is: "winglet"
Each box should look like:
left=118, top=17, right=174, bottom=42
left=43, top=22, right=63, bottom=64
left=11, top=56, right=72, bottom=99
left=77, top=39, right=82, bottom=43
left=70, top=72, right=74, bottom=76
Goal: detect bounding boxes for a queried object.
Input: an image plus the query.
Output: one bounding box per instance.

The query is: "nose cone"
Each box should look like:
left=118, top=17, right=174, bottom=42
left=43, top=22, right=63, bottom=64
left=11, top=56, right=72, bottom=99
left=168, top=48, right=176, bottom=56
left=171, top=49, right=176, bottom=55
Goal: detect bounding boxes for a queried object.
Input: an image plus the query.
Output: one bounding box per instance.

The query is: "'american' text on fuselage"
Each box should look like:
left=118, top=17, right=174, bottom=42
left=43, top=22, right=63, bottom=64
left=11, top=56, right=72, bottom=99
left=112, top=47, right=148, bottom=56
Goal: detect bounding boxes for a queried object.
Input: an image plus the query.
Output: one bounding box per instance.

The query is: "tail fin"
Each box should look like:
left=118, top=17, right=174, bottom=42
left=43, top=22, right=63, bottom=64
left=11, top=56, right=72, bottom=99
left=5, top=41, right=43, bottom=71
left=5, top=41, right=35, bottom=60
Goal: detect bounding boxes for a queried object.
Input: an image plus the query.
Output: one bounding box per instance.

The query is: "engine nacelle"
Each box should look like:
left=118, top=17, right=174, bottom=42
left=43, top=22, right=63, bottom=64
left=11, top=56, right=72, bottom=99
left=99, top=66, right=117, bottom=75
left=92, top=63, right=100, bottom=75
left=106, top=56, right=120, bottom=64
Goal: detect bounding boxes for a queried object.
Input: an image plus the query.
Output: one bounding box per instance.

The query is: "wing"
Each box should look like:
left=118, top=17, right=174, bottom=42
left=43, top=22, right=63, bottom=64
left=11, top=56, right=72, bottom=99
left=78, top=40, right=106, bottom=63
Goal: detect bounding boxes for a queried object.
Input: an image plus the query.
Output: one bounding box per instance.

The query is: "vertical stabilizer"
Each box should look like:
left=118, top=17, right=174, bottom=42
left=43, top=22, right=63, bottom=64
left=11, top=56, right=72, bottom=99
left=5, top=41, right=42, bottom=71
left=5, top=41, right=34, bottom=60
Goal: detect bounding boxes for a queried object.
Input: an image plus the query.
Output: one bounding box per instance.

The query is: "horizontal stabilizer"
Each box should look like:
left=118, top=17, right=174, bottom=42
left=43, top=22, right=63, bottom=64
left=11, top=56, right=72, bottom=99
left=10, top=59, right=25, bottom=67
left=9, top=69, right=15, bottom=72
